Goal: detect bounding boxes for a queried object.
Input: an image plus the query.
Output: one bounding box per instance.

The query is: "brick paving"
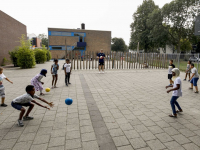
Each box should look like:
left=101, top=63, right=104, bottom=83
left=0, top=60, right=200, bottom=150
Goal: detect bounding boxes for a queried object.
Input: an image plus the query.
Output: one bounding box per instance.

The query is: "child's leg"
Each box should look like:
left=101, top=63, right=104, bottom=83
left=65, top=74, right=68, bottom=85
left=24, top=103, right=34, bottom=117
left=1, top=97, right=5, bottom=104
left=52, top=75, right=55, bottom=86
left=174, top=100, right=182, bottom=111
left=188, top=73, right=190, bottom=79
left=99, top=65, right=101, bottom=71
left=19, top=107, right=26, bottom=120
left=170, top=96, right=178, bottom=115
left=54, top=74, right=58, bottom=86
left=185, top=73, right=187, bottom=79
left=67, top=73, right=70, bottom=83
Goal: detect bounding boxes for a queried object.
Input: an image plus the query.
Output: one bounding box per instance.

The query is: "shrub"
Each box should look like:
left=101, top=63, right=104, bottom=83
left=42, top=45, right=51, bottom=61
left=34, top=48, right=47, bottom=64
left=9, top=47, right=19, bottom=67
left=16, top=35, right=36, bottom=68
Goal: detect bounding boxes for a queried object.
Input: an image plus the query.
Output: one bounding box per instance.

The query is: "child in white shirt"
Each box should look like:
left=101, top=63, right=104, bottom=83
left=166, top=68, right=182, bottom=118
left=0, top=67, right=13, bottom=107
left=64, top=59, right=72, bottom=86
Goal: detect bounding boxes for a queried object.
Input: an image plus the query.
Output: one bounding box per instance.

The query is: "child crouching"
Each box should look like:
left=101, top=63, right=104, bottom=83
left=11, top=85, right=54, bottom=127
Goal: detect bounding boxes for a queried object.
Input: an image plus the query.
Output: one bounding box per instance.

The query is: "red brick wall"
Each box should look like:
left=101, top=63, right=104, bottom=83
left=0, top=10, right=27, bottom=65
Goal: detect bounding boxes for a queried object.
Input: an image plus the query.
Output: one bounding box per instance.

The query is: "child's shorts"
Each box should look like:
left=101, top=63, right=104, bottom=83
left=0, top=87, right=5, bottom=98
left=11, top=101, right=32, bottom=110
left=168, top=74, right=172, bottom=80
left=190, top=78, right=199, bottom=86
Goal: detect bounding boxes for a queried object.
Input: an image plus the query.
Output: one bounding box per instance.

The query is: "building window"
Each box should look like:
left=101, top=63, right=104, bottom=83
left=51, top=31, right=72, bottom=36
left=52, top=47, right=62, bottom=50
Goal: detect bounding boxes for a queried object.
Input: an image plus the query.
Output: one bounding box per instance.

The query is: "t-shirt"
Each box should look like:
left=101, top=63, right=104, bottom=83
left=0, top=73, right=6, bottom=88
left=97, top=53, right=105, bottom=62
left=64, top=63, right=71, bottom=73
left=52, top=64, right=59, bottom=72
left=186, top=64, right=190, bottom=70
left=12, top=93, right=39, bottom=104
left=191, top=67, right=199, bottom=78
left=172, top=77, right=182, bottom=97
left=168, top=64, right=175, bottom=74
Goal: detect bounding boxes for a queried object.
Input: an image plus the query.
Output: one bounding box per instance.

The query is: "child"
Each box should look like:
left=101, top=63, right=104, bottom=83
left=166, top=68, right=182, bottom=118
left=11, top=85, right=54, bottom=127
left=189, top=63, right=199, bottom=93
left=64, top=59, right=71, bottom=86
left=0, top=67, right=13, bottom=107
left=168, top=60, right=175, bottom=85
left=51, top=59, right=59, bottom=88
left=183, top=61, right=191, bottom=81
left=31, top=69, right=47, bottom=95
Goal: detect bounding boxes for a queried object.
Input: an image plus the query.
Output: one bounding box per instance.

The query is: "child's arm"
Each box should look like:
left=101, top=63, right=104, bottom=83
left=166, top=85, right=173, bottom=89
left=5, top=78, right=13, bottom=84
left=167, top=84, right=180, bottom=93
left=64, top=67, right=66, bottom=75
left=37, top=97, right=54, bottom=107
left=51, top=65, right=53, bottom=74
left=190, top=73, right=195, bottom=80
left=31, top=100, right=50, bottom=110
left=57, top=64, right=59, bottom=70
left=70, top=66, right=72, bottom=74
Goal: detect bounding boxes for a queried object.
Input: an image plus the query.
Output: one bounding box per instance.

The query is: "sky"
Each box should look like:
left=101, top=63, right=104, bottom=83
left=0, top=0, right=173, bottom=45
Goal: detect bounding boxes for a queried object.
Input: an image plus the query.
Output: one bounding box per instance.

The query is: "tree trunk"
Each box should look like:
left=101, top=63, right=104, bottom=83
left=177, top=41, right=181, bottom=53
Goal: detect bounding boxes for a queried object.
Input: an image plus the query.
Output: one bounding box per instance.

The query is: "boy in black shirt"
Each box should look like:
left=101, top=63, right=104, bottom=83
left=168, top=60, right=175, bottom=85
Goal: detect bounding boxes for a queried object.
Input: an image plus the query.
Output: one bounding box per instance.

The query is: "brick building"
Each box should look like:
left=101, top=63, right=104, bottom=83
left=48, top=25, right=111, bottom=59
left=0, top=10, right=27, bottom=65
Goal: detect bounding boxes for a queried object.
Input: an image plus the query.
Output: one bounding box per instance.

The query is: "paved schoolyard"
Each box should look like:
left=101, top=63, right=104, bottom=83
left=0, top=60, right=200, bottom=150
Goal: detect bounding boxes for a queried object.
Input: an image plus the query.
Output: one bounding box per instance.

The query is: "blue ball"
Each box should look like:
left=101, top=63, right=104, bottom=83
left=65, top=98, right=73, bottom=105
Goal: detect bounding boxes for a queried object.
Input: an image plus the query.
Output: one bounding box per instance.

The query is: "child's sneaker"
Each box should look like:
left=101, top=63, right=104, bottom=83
left=23, top=116, right=34, bottom=120
left=183, top=79, right=186, bottom=81
left=1, top=103, right=7, bottom=107
left=18, top=120, right=24, bottom=127
left=68, top=83, right=71, bottom=84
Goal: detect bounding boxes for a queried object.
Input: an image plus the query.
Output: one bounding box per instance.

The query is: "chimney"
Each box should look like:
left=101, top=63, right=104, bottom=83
left=81, top=23, right=85, bottom=30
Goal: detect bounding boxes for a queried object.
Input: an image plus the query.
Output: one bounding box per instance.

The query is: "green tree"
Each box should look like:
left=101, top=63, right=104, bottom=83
left=17, top=34, right=36, bottom=68
left=129, top=0, right=159, bottom=52
left=38, top=34, right=48, bottom=47
left=111, top=38, right=127, bottom=52
left=179, top=38, right=192, bottom=52
left=162, top=0, right=198, bottom=52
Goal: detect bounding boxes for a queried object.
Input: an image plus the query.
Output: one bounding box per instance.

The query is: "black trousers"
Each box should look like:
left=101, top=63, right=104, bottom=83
left=65, top=73, right=70, bottom=84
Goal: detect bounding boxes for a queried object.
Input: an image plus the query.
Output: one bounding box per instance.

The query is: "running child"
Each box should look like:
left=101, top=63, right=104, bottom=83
left=166, top=68, right=182, bottom=118
left=183, top=61, right=191, bottom=81
left=64, top=59, right=71, bottom=86
left=11, top=85, right=54, bottom=127
left=51, top=59, right=59, bottom=88
left=189, top=63, right=199, bottom=93
left=168, top=60, right=175, bottom=85
left=31, top=69, right=47, bottom=95
left=0, top=67, right=13, bottom=107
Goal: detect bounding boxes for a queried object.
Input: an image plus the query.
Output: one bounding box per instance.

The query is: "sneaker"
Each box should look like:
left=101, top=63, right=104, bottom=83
left=68, top=83, right=71, bottom=84
left=66, top=84, right=68, bottom=86
left=102, top=72, right=104, bottom=73
left=183, top=79, right=186, bottom=81
left=1, top=103, right=7, bottom=107
left=188, top=80, right=190, bottom=82
left=23, top=116, right=34, bottom=120
left=18, top=120, right=24, bottom=127
left=99, top=72, right=101, bottom=74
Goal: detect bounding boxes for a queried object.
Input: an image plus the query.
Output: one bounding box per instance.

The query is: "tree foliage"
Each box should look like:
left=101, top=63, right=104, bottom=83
left=38, top=34, right=48, bottom=47
left=162, top=0, right=199, bottom=52
left=129, top=0, right=200, bottom=53
left=111, top=38, right=127, bottom=52
left=129, top=0, right=159, bottom=52
left=17, top=35, right=36, bottom=68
